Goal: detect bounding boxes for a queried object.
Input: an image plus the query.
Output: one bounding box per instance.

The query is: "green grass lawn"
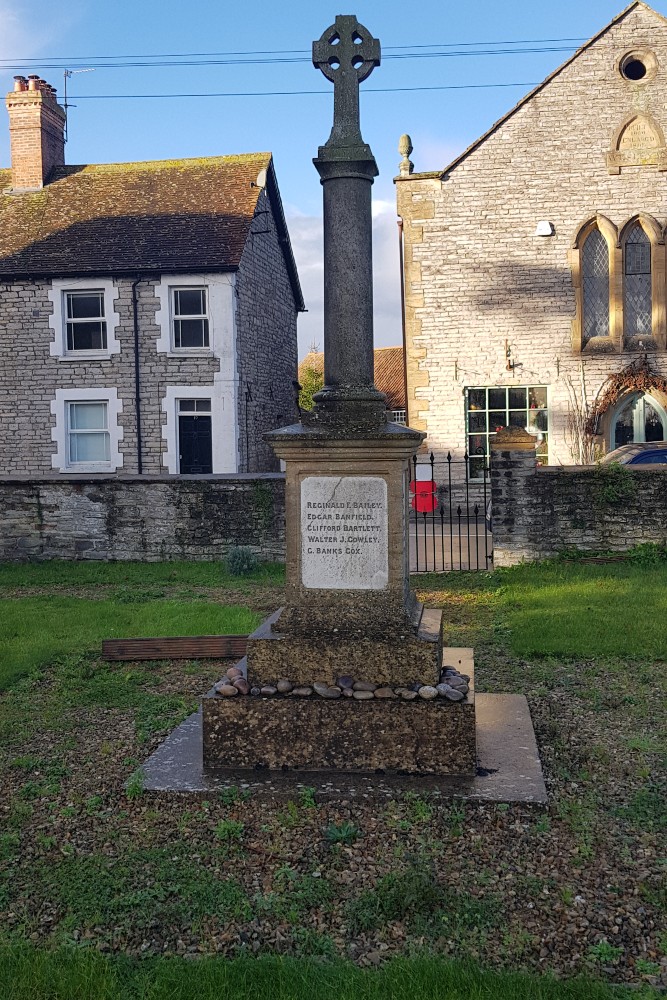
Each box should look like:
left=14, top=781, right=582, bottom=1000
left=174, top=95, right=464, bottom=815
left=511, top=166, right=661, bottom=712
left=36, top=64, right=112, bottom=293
left=418, top=558, right=667, bottom=660
left=0, top=559, right=284, bottom=589
left=0, top=560, right=281, bottom=690
left=496, top=560, right=667, bottom=660
left=1, top=949, right=657, bottom=1000
left=0, top=598, right=261, bottom=691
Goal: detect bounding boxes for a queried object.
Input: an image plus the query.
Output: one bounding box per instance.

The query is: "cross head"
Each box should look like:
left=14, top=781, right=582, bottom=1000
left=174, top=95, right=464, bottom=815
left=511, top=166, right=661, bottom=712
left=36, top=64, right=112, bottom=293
left=313, top=15, right=380, bottom=146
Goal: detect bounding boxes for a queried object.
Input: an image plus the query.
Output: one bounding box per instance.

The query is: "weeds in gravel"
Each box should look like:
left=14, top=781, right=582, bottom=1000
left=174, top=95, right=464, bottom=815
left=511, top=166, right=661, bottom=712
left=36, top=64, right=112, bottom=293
left=298, top=786, right=317, bottom=810
left=403, top=792, right=433, bottom=824
left=254, top=867, right=333, bottom=923
left=214, top=820, right=244, bottom=845
left=615, top=782, right=667, bottom=832
left=35, top=848, right=252, bottom=933
left=346, top=864, right=502, bottom=944
left=588, top=940, right=624, bottom=965
left=0, top=833, right=20, bottom=862
left=324, top=821, right=359, bottom=845
left=218, top=785, right=251, bottom=806
left=277, top=795, right=321, bottom=829
left=125, top=769, right=145, bottom=800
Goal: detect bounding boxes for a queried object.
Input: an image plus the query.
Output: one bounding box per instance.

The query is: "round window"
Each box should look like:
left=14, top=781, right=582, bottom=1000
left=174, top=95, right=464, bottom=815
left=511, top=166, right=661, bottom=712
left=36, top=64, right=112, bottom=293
left=619, top=50, right=657, bottom=83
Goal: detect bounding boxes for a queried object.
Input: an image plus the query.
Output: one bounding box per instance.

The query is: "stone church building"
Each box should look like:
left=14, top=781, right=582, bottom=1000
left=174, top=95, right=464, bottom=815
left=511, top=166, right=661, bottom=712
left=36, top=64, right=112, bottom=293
left=396, top=1, right=667, bottom=484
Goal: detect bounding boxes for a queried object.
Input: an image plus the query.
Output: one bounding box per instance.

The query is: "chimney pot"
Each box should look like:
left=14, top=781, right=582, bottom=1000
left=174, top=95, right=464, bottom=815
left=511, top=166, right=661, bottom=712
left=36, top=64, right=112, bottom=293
left=13, top=76, right=27, bottom=92
left=27, top=75, right=39, bottom=90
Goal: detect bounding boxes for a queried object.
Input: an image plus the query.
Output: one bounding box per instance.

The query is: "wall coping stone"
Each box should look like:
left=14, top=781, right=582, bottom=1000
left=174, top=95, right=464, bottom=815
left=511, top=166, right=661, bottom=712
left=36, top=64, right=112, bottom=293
left=0, top=473, right=285, bottom=484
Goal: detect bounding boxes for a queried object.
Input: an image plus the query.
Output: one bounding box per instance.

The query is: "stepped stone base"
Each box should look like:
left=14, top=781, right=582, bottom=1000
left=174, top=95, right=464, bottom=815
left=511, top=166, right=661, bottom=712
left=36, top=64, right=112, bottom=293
left=202, top=654, right=476, bottom=776
left=245, top=606, right=443, bottom=688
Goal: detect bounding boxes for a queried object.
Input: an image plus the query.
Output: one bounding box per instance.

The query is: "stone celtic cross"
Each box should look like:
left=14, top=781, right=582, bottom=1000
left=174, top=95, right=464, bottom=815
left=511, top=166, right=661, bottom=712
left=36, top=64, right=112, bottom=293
left=313, top=15, right=380, bottom=147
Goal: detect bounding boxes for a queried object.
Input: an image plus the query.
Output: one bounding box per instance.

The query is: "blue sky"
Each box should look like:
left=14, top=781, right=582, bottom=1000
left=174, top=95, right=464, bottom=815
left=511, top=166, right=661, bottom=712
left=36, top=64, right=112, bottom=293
left=1, top=0, right=665, bottom=356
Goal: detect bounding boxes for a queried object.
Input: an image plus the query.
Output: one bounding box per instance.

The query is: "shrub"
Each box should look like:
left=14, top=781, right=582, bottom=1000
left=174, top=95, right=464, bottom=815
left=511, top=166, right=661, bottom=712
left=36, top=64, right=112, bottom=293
left=226, top=546, right=259, bottom=576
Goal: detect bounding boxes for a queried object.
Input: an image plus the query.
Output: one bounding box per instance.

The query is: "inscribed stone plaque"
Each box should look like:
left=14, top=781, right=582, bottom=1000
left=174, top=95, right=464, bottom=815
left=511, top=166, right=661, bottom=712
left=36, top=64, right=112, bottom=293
left=606, top=114, right=667, bottom=173
left=301, top=476, right=388, bottom=590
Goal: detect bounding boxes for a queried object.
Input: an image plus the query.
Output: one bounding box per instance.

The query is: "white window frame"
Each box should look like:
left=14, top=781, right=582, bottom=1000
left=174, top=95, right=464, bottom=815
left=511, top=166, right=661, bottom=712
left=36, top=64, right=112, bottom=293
left=51, top=388, right=123, bottom=473
left=48, top=279, right=120, bottom=360
left=171, top=286, right=210, bottom=350
left=162, top=385, right=236, bottom=475
left=465, top=385, right=550, bottom=479
left=155, top=273, right=235, bottom=361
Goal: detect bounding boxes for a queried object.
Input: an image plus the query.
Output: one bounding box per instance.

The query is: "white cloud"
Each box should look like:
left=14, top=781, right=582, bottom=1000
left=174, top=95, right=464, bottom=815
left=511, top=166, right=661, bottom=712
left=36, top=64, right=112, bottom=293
left=411, top=137, right=466, bottom=173
left=0, top=1, right=61, bottom=59
left=289, top=197, right=403, bottom=361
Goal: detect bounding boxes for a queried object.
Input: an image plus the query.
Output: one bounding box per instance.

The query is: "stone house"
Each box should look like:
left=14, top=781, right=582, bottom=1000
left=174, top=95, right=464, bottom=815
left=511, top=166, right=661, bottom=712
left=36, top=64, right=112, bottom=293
left=396, top=1, right=667, bottom=488
left=0, top=75, right=304, bottom=478
left=298, top=345, right=407, bottom=423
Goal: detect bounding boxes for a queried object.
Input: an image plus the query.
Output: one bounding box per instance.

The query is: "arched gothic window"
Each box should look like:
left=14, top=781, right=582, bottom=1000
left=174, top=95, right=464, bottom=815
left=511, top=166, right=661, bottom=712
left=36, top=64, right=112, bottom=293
left=612, top=393, right=667, bottom=448
left=581, top=229, right=610, bottom=342
left=623, top=223, right=652, bottom=338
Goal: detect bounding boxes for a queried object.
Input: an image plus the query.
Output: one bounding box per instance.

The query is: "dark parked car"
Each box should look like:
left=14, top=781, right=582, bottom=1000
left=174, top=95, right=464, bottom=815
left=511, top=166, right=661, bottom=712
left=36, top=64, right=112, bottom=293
left=602, top=441, right=667, bottom=465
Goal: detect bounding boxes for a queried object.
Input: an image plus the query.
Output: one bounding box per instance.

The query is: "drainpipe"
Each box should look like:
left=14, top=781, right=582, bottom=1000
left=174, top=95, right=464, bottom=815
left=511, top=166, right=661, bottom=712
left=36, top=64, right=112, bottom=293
left=131, top=277, right=144, bottom=475
left=244, top=383, right=252, bottom=473
left=398, top=218, right=409, bottom=425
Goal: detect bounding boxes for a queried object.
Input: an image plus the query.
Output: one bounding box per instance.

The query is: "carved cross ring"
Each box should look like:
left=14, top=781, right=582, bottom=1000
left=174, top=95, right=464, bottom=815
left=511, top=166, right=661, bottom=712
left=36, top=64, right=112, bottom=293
left=312, top=14, right=380, bottom=84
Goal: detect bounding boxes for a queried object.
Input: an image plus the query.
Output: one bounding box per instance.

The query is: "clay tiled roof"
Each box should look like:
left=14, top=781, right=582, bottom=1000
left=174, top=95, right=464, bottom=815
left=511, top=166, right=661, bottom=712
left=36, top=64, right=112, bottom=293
left=0, top=153, right=304, bottom=306
left=373, top=346, right=406, bottom=409
left=299, top=346, right=405, bottom=409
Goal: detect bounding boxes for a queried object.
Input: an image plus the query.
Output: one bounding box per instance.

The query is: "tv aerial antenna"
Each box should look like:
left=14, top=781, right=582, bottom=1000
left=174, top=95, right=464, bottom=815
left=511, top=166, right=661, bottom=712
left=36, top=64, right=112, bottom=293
left=63, top=67, right=95, bottom=142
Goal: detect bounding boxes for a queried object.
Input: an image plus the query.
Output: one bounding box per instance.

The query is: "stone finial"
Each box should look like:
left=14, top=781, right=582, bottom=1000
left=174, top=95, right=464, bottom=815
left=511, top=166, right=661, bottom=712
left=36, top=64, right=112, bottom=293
left=398, top=134, right=414, bottom=176
left=490, top=426, right=538, bottom=450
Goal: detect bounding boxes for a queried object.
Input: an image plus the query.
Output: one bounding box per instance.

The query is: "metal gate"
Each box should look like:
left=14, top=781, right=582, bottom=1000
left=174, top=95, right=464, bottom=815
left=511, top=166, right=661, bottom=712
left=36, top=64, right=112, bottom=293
left=409, top=452, right=493, bottom=573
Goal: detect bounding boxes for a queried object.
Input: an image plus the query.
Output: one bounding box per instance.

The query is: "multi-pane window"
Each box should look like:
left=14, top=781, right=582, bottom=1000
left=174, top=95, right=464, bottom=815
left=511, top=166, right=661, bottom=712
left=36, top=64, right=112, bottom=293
left=466, top=386, right=548, bottom=478
left=581, top=229, right=610, bottom=342
left=624, top=224, right=652, bottom=337
left=391, top=408, right=407, bottom=425
left=67, top=401, right=110, bottom=465
left=65, top=291, right=107, bottom=351
left=172, top=287, right=209, bottom=349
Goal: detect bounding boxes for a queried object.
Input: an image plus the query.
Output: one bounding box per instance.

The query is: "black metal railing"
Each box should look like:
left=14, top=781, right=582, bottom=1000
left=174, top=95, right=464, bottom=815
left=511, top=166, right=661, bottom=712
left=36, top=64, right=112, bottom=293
left=409, top=451, right=493, bottom=573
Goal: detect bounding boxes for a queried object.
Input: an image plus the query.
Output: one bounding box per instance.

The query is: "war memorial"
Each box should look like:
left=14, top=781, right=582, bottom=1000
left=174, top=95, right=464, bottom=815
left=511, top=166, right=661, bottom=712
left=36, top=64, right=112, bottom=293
left=143, top=15, right=545, bottom=803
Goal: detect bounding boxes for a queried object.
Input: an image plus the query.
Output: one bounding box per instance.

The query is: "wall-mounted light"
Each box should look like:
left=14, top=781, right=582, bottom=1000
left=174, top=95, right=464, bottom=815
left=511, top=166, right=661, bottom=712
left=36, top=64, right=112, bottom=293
left=534, top=221, right=555, bottom=237
left=505, top=340, right=515, bottom=372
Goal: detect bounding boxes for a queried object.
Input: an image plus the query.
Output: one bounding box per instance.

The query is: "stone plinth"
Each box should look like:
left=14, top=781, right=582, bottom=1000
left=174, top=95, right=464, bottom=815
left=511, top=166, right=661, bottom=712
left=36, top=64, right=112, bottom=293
left=246, top=607, right=442, bottom=687
left=202, top=659, right=476, bottom=776
left=262, top=424, right=441, bottom=680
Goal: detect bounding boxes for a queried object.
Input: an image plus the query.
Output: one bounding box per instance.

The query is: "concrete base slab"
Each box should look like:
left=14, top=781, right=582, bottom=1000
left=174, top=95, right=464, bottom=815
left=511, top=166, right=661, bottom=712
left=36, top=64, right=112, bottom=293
left=141, top=692, right=547, bottom=804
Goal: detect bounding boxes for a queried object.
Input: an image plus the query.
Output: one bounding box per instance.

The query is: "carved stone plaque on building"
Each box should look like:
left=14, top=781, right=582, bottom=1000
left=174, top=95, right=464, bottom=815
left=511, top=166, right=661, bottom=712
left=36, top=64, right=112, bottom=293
left=607, top=113, right=667, bottom=173
left=301, top=476, right=388, bottom=590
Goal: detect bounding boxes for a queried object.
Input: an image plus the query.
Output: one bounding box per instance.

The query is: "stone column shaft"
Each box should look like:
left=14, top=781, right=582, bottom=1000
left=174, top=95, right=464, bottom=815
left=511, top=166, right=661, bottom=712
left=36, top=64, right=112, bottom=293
left=321, top=169, right=374, bottom=392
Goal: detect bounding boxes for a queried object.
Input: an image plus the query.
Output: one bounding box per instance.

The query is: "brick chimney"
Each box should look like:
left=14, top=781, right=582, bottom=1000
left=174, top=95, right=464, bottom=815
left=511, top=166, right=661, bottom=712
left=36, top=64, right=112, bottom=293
left=6, top=75, right=66, bottom=191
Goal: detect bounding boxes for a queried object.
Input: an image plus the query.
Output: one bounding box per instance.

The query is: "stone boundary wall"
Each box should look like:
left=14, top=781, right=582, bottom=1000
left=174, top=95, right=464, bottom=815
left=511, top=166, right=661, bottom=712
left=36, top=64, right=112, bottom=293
left=491, top=443, right=667, bottom=565
left=0, top=475, right=285, bottom=562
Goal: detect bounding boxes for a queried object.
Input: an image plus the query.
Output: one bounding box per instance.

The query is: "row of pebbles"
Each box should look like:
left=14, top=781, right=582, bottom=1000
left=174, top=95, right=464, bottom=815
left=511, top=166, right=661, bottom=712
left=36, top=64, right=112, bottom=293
left=214, top=666, right=470, bottom=702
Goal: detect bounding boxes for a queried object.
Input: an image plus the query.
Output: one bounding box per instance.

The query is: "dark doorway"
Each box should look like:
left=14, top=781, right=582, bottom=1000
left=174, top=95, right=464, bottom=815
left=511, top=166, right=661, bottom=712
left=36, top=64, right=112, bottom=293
left=179, top=410, right=212, bottom=474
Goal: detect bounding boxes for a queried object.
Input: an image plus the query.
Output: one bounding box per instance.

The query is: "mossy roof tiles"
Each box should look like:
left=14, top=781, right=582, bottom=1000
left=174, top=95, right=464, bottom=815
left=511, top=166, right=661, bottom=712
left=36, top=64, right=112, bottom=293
left=0, top=153, right=288, bottom=280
